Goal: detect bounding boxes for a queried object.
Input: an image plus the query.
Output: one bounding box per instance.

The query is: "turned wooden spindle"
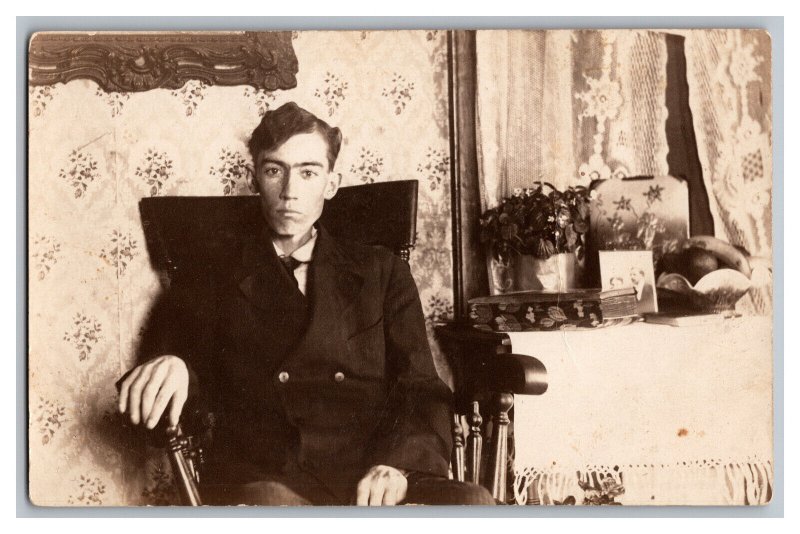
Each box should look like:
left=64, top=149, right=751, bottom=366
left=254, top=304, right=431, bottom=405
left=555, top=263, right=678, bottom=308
left=466, top=401, right=483, bottom=485
left=451, top=413, right=466, bottom=482
left=166, top=425, right=203, bottom=506
left=489, top=392, right=514, bottom=503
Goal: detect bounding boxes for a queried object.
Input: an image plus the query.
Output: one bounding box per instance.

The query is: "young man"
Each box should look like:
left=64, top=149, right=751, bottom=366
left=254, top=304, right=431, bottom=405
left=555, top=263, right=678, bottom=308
left=629, top=267, right=655, bottom=313
left=118, top=102, right=494, bottom=506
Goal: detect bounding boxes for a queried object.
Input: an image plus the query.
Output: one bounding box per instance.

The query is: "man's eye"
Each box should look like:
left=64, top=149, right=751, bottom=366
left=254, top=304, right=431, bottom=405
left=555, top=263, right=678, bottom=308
left=263, top=167, right=282, bottom=177
left=301, top=169, right=317, bottom=178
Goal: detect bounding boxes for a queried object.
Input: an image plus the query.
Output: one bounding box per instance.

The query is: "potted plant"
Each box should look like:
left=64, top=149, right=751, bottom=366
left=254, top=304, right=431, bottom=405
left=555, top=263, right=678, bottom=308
left=479, top=182, right=591, bottom=292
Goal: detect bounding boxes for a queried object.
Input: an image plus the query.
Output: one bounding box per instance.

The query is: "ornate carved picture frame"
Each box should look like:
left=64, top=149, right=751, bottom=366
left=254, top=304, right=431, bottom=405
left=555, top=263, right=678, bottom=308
left=29, top=31, right=298, bottom=92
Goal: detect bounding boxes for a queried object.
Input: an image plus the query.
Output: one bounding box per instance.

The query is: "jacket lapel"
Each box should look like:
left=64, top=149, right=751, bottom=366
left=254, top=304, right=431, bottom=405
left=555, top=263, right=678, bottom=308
left=311, top=226, right=364, bottom=313
left=236, top=226, right=306, bottom=314
left=291, top=226, right=364, bottom=361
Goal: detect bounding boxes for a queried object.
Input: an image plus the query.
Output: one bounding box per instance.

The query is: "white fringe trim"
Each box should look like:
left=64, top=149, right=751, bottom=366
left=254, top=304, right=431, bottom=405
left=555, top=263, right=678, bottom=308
left=513, top=459, right=773, bottom=505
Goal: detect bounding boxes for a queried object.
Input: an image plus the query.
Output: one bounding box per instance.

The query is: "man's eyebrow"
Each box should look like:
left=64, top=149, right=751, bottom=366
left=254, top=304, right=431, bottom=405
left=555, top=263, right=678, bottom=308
left=259, top=159, right=325, bottom=168
left=259, top=158, right=325, bottom=168
left=260, top=158, right=285, bottom=167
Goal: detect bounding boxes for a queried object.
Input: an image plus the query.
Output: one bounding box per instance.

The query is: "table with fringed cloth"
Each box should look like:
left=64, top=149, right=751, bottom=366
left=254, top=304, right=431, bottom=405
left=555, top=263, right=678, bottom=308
left=508, top=316, right=773, bottom=505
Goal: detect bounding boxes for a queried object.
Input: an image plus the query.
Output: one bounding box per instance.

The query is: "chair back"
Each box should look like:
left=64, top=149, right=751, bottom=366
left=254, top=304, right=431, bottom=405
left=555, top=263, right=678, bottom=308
left=319, top=179, right=418, bottom=262
left=139, top=179, right=419, bottom=281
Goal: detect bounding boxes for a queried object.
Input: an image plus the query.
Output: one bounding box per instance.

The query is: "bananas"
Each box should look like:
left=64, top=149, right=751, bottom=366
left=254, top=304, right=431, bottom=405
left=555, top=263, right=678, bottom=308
left=658, top=236, right=756, bottom=312
left=683, top=236, right=752, bottom=278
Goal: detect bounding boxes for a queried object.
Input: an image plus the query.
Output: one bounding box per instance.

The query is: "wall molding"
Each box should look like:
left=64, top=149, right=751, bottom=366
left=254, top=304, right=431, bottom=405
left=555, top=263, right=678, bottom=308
left=447, top=30, right=488, bottom=319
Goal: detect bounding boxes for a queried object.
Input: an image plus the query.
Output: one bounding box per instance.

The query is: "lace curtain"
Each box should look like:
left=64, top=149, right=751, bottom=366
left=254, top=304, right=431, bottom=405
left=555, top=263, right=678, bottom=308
left=682, top=29, right=773, bottom=312
left=475, top=29, right=772, bottom=313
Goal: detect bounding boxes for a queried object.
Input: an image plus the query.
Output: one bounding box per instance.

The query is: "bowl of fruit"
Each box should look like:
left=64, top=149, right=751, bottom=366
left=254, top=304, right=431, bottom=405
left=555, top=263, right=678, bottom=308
left=656, top=236, right=754, bottom=313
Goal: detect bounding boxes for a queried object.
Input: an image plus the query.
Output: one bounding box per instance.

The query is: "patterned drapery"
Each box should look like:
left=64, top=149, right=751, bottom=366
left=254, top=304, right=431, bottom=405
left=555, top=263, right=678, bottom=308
left=28, top=30, right=454, bottom=506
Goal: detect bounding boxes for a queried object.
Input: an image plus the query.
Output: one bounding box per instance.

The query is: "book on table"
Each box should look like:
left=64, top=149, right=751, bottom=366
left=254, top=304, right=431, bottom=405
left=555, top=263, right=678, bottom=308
left=468, top=288, right=638, bottom=332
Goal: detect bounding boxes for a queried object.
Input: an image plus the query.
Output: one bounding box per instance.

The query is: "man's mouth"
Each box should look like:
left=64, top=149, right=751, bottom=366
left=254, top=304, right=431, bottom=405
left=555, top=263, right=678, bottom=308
left=277, top=208, right=302, bottom=216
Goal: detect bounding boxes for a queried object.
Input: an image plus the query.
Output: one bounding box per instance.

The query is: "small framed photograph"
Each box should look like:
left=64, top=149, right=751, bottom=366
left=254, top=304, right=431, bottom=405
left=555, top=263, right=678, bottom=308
left=599, top=250, right=659, bottom=314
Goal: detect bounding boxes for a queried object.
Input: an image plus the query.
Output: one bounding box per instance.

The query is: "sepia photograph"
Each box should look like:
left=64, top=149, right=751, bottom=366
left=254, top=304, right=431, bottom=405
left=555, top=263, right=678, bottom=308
left=600, top=250, right=658, bottom=314
left=26, top=26, right=774, bottom=508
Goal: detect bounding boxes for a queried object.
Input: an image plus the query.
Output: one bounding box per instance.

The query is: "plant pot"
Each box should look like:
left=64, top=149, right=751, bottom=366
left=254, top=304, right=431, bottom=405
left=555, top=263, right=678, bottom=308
left=513, top=252, right=578, bottom=291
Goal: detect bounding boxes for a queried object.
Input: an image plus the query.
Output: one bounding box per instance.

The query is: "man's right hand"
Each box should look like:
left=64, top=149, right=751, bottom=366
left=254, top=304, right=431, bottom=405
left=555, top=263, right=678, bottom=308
left=117, top=355, right=189, bottom=429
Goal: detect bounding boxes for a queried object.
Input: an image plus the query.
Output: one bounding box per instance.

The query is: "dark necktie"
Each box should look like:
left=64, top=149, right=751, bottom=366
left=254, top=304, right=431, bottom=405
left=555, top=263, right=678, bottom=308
left=280, top=256, right=303, bottom=288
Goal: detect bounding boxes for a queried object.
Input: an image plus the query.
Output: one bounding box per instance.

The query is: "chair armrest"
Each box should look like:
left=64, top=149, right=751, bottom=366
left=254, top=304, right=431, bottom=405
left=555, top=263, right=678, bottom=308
left=486, top=354, right=548, bottom=396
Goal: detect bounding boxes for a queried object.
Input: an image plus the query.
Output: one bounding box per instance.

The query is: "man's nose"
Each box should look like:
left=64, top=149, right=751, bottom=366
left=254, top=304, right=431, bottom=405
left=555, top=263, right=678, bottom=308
left=279, top=171, right=300, bottom=199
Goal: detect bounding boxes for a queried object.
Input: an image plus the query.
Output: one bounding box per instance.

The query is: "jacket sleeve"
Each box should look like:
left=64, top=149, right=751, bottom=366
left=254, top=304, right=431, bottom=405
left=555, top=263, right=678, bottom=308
left=368, top=254, right=453, bottom=477
left=125, top=274, right=220, bottom=428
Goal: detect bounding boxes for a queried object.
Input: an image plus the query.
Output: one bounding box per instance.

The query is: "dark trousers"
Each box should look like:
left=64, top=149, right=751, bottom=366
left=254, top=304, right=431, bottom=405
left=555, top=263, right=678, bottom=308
left=202, top=472, right=495, bottom=506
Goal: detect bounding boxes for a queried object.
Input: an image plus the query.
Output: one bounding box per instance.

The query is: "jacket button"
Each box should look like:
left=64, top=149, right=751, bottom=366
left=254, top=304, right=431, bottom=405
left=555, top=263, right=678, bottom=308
left=334, top=371, right=345, bottom=383
left=278, top=371, right=289, bottom=383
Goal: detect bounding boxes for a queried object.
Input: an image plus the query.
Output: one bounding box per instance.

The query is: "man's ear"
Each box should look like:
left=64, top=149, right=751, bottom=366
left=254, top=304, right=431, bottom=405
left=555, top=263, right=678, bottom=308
left=323, top=171, right=341, bottom=200
left=249, top=154, right=261, bottom=194
left=248, top=168, right=259, bottom=194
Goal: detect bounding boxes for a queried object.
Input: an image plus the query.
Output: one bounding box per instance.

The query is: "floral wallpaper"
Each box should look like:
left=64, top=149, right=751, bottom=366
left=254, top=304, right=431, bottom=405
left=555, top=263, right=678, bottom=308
left=28, top=30, right=453, bottom=506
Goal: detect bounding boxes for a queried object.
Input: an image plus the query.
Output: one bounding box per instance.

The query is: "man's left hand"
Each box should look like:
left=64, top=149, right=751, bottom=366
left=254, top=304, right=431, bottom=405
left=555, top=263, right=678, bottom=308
left=355, top=465, right=408, bottom=506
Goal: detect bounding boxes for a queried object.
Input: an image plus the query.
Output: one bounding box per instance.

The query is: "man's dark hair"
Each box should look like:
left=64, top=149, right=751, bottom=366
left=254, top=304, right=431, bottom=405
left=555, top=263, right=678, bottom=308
left=248, top=102, right=343, bottom=171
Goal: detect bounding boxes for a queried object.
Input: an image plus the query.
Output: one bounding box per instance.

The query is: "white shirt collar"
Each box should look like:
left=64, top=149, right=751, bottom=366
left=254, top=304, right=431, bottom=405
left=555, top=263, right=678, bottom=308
left=272, top=226, right=318, bottom=262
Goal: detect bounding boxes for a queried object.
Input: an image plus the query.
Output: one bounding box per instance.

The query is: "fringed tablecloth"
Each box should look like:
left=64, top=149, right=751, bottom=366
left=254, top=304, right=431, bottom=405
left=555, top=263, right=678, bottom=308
left=508, top=316, right=773, bottom=505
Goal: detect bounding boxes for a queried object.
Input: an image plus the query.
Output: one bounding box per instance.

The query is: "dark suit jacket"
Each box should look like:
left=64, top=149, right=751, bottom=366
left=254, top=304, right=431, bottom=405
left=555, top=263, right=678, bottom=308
left=137, top=224, right=453, bottom=500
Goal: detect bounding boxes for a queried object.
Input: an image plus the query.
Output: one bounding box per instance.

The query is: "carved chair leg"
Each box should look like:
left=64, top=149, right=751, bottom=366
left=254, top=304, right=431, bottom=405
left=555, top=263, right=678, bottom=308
left=489, top=392, right=514, bottom=503
left=466, top=401, right=483, bottom=486
left=452, top=413, right=466, bottom=482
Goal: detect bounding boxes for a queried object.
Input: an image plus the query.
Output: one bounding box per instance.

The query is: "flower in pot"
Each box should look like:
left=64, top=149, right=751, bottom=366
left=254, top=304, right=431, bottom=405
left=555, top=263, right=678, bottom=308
left=479, top=183, right=591, bottom=292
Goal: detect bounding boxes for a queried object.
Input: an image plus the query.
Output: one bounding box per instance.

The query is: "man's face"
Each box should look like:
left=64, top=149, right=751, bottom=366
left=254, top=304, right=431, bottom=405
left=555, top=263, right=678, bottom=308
left=630, top=269, right=642, bottom=284
left=253, top=132, right=339, bottom=239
